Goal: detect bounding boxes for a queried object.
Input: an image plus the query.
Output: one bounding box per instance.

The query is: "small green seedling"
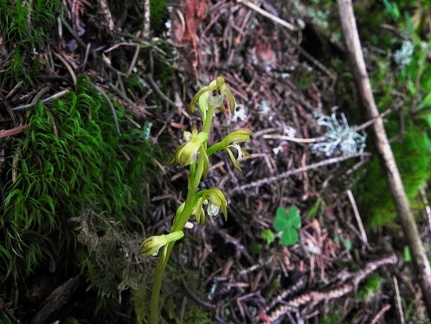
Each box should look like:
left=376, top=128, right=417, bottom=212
left=261, top=229, right=275, bottom=245
left=274, top=206, right=301, bottom=246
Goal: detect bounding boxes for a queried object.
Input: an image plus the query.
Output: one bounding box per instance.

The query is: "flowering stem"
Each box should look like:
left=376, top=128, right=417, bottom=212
left=149, top=112, right=211, bottom=322
left=207, top=142, right=225, bottom=156
left=203, top=105, right=215, bottom=134
left=144, top=77, right=250, bottom=323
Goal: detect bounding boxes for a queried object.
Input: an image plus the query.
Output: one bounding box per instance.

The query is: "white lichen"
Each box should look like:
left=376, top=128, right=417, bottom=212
left=311, top=112, right=367, bottom=157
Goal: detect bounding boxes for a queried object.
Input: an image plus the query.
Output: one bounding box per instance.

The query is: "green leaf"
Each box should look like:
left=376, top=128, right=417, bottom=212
left=274, top=207, right=288, bottom=232
left=248, top=242, right=262, bottom=254
left=262, top=229, right=275, bottom=244
left=308, top=198, right=322, bottom=218
left=274, top=206, right=301, bottom=246
left=404, top=246, right=411, bottom=262
left=281, top=227, right=299, bottom=246
left=288, top=205, right=301, bottom=229
left=417, top=91, right=431, bottom=110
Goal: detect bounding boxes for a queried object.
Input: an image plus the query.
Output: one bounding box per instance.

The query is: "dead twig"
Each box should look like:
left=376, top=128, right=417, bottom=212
left=96, top=0, right=114, bottom=32
left=31, top=276, right=81, bottom=324
left=53, top=52, right=77, bottom=85
left=0, top=124, right=29, bottom=138
left=11, top=89, right=71, bottom=111
left=337, top=0, right=431, bottom=317
left=180, top=278, right=216, bottom=310
left=262, top=254, right=397, bottom=323
left=236, top=0, right=296, bottom=31
left=143, top=0, right=150, bottom=39
left=146, top=50, right=178, bottom=108
left=420, top=184, right=431, bottom=233
left=94, top=85, right=121, bottom=135
left=370, top=304, right=392, bottom=324
left=232, top=152, right=370, bottom=194
left=393, top=275, right=405, bottom=324
left=346, top=189, right=368, bottom=246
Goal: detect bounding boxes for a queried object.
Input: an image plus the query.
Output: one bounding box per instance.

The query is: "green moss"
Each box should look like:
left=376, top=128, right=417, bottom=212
left=356, top=275, right=383, bottom=301
left=0, top=75, right=157, bottom=280
left=0, top=0, right=60, bottom=90
left=356, top=121, right=431, bottom=227
left=150, top=0, right=169, bottom=33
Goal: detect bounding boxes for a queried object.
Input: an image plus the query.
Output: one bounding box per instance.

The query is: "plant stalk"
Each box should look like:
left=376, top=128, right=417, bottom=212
left=148, top=104, right=216, bottom=323
left=336, top=0, right=431, bottom=318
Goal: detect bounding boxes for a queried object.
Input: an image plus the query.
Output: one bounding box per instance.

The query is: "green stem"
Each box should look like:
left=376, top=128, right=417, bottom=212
left=149, top=112, right=211, bottom=322
left=207, top=141, right=225, bottom=156
left=202, top=105, right=215, bottom=134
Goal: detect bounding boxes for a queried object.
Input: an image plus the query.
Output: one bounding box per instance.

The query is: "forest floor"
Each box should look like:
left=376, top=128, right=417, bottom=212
left=1, top=0, right=430, bottom=323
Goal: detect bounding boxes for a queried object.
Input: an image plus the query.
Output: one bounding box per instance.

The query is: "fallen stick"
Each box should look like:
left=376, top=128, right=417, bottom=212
left=336, top=0, right=431, bottom=318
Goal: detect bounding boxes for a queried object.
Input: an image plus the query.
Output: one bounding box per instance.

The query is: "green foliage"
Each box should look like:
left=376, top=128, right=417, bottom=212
left=250, top=205, right=302, bottom=253
left=382, top=0, right=400, bottom=21
left=321, top=306, right=342, bottom=324
left=0, top=75, right=156, bottom=284
left=248, top=241, right=263, bottom=254
left=352, top=3, right=431, bottom=227
left=0, top=0, right=60, bottom=90
left=0, top=312, right=14, bottom=324
left=294, top=66, right=317, bottom=92
left=274, top=206, right=302, bottom=246
left=356, top=275, right=383, bottom=301
left=404, top=245, right=412, bottom=262
left=262, top=229, right=275, bottom=245
left=358, top=122, right=431, bottom=227
left=182, top=304, right=214, bottom=323
left=150, top=0, right=169, bottom=33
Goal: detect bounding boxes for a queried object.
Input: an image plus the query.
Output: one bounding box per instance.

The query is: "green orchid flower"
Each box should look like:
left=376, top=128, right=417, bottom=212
left=201, top=188, right=228, bottom=221
left=221, top=129, right=253, bottom=146
left=190, top=76, right=236, bottom=113
left=145, top=77, right=253, bottom=324
left=191, top=196, right=206, bottom=224
left=171, top=126, right=209, bottom=166
left=207, top=129, right=253, bottom=164
left=224, top=142, right=250, bottom=171
left=139, top=231, right=184, bottom=256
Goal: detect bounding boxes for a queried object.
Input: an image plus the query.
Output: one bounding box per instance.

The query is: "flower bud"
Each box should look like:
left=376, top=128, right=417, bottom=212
left=204, top=188, right=228, bottom=220
left=172, top=131, right=208, bottom=166
left=139, top=231, right=184, bottom=256
left=222, top=129, right=253, bottom=146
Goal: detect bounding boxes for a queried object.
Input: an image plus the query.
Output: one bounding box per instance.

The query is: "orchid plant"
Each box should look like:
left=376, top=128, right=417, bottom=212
left=139, top=77, right=252, bottom=323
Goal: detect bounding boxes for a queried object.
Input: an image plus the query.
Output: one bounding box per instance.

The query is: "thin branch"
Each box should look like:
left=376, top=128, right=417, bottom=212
left=11, top=88, right=70, bottom=111
left=263, top=254, right=397, bottom=323
left=346, top=189, right=368, bottom=246
left=232, top=152, right=369, bottom=194
left=336, top=0, right=431, bottom=318
left=370, top=304, right=391, bottom=324
left=236, top=0, right=297, bottom=31
left=0, top=124, right=29, bottom=138
left=393, top=275, right=405, bottom=324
